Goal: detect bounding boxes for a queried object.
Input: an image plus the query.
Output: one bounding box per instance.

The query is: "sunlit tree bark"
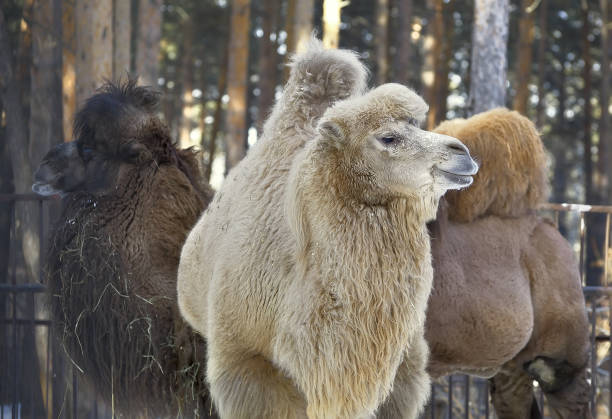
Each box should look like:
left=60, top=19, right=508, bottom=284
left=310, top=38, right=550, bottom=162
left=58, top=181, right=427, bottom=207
left=375, top=0, right=389, bottom=84
left=257, top=0, right=281, bottom=131
left=469, top=0, right=509, bottom=115
left=323, top=0, right=348, bottom=49
left=62, top=0, right=76, bottom=140
left=75, top=0, right=113, bottom=105
left=513, top=0, right=535, bottom=115
left=294, top=0, right=314, bottom=53
left=135, top=0, right=162, bottom=86
left=393, top=0, right=413, bottom=84
left=225, top=0, right=251, bottom=171
left=536, top=0, right=548, bottom=127
left=113, top=0, right=131, bottom=79
left=600, top=0, right=611, bottom=203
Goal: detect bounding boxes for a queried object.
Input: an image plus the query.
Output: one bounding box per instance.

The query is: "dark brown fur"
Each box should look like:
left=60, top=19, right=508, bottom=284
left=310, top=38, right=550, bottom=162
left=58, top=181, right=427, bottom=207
left=39, top=80, right=215, bottom=417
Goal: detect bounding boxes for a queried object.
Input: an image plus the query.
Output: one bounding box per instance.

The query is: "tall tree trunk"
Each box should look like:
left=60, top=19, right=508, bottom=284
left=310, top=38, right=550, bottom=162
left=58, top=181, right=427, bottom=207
left=294, top=0, right=314, bottom=53
left=600, top=0, right=611, bottom=203
left=204, top=48, right=228, bottom=183
left=75, top=0, right=113, bottom=105
left=536, top=0, right=548, bottom=128
left=375, top=0, right=389, bottom=84
left=30, top=1, right=63, bottom=411
left=426, top=0, right=444, bottom=129
left=468, top=0, right=510, bottom=115
left=225, top=0, right=251, bottom=171
left=179, top=17, right=194, bottom=148
left=283, top=0, right=296, bottom=81
left=393, top=0, right=413, bottom=84
left=582, top=1, right=593, bottom=203
left=62, top=0, right=76, bottom=141
left=257, top=0, right=280, bottom=131
left=322, top=0, right=348, bottom=49
left=513, top=0, right=535, bottom=115
left=135, top=0, right=161, bottom=86
left=113, top=0, right=131, bottom=79
left=436, top=1, right=454, bottom=125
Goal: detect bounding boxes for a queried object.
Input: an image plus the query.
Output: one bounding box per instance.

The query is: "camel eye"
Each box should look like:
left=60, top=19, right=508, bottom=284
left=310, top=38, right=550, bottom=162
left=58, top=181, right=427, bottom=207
left=380, top=136, right=396, bottom=145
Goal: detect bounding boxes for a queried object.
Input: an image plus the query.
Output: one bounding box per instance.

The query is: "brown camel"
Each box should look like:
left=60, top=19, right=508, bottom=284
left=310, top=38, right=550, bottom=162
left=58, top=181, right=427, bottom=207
left=426, top=109, right=591, bottom=419
left=33, top=80, right=215, bottom=418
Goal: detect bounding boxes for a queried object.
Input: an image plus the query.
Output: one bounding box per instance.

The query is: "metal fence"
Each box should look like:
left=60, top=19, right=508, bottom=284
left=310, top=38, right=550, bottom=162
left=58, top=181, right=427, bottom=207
left=0, top=194, right=611, bottom=418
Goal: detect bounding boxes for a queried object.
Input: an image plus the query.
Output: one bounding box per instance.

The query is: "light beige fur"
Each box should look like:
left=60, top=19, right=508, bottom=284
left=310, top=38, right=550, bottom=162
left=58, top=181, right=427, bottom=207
left=434, top=108, right=550, bottom=222
left=178, top=41, right=477, bottom=419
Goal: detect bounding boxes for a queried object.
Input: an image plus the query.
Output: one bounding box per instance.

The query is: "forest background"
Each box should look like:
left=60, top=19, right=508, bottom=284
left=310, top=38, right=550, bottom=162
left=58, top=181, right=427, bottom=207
left=1, top=0, right=611, bottom=286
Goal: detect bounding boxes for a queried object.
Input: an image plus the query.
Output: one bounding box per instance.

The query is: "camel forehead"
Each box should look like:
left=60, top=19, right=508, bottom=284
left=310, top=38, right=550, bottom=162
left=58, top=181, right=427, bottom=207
left=324, top=83, right=428, bottom=132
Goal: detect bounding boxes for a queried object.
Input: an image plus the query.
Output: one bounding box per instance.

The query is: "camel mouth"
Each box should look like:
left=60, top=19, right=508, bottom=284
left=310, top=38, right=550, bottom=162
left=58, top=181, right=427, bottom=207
left=32, top=181, right=61, bottom=197
left=437, top=169, right=474, bottom=187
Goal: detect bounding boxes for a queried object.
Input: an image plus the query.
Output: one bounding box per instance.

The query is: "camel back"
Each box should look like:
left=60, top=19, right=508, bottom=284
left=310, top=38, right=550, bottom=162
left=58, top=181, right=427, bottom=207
left=433, top=108, right=549, bottom=222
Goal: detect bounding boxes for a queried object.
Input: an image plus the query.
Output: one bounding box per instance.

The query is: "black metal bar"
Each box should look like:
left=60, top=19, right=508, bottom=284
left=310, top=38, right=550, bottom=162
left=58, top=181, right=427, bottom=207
left=0, top=283, right=47, bottom=292
left=484, top=379, right=489, bottom=419
left=0, top=193, right=56, bottom=202
left=464, top=375, right=469, bottom=418
left=448, top=375, right=453, bottom=418
left=590, top=296, right=597, bottom=418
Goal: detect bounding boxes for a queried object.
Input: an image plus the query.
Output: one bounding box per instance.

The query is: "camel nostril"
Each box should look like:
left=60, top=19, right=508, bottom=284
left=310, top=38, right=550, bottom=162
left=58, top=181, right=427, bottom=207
left=447, top=142, right=469, bottom=156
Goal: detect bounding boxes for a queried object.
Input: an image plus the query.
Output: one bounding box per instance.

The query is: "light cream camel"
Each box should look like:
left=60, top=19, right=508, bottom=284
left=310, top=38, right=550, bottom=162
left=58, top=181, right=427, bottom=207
left=177, top=41, right=477, bottom=419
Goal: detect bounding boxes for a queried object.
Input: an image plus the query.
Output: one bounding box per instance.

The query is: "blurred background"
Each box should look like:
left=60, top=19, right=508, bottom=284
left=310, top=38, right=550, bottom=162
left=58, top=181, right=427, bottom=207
left=2, top=0, right=612, bottom=417
left=2, top=0, right=610, bottom=198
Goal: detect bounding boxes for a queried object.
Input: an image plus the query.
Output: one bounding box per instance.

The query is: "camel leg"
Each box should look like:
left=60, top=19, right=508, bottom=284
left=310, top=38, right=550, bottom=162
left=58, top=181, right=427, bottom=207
left=207, top=350, right=306, bottom=419
left=376, top=336, right=431, bottom=419
left=489, top=360, right=540, bottom=419
left=525, top=358, right=592, bottom=419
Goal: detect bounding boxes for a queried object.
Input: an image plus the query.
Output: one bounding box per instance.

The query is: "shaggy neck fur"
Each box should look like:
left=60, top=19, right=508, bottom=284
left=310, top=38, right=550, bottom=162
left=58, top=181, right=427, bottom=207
left=286, top=142, right=435, bottom=415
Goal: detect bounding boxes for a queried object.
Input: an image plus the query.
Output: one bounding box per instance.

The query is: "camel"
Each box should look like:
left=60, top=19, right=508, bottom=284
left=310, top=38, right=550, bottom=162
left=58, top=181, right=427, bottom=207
left=425, top=109, right=591, bottom=418
left=177, top=41, right=478, bottom=419
left=33, top=80, right=216, bottom=417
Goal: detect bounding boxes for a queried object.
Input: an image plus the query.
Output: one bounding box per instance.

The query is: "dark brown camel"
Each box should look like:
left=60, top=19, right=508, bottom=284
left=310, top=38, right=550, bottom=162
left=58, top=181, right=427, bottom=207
left=33, top=80, right=215, bottom=418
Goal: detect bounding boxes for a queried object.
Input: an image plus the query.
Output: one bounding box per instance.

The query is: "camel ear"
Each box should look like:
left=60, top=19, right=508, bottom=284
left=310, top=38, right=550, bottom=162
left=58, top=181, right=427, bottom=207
left=318, top=119, right=344, bottom=142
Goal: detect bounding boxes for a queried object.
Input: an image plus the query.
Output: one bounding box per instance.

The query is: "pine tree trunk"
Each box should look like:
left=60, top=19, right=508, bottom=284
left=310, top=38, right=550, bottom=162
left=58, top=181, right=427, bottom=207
left=62, top=0, right=76, bottom=141
left=394, top=0, right=413, bottom=84
left=135, top=0, right=161, bottom=86
left=323, top=0, right=347, bottom=49
left=204, top=48, right=228, bottom=183
left=436, top=1, right=454, bottom=125
left=375, top=0, right=389, bottom=84
left=513, top=0, right=535, bottom=115
left=113, top=0, right=131, bottom=79
left=469, top=0, right=509, bottom=115
left=536, top=0, right=548, bottom=127
left=283, top=0, right=297, bottom=82
left=179, top=18, right=194, bottom=148
left=225, top=0, right=251, bottom=171
left=600, top=0, right=611, bottom=203
left=256, top=0, right=280, bottom=131
left=582, top=2, right=593, bottom=202
left=426, top=0, right=444, bottom=129
left=75, top=0, right=113, bottom=105
left=294, top=0, right=314, bottom=53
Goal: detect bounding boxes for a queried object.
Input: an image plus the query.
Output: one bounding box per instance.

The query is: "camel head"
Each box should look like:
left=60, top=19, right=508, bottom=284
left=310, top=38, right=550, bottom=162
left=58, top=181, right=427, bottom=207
left=316, top=83, right=478, bottom=212
left=32, top=79, right=176, bottom=197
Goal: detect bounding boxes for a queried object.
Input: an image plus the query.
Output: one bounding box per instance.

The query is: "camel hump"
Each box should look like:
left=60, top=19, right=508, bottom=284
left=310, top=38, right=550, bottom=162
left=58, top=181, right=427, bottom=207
left=434, top=108, right=549, bottom=222
left=261, top=38, right=368, bottom=137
